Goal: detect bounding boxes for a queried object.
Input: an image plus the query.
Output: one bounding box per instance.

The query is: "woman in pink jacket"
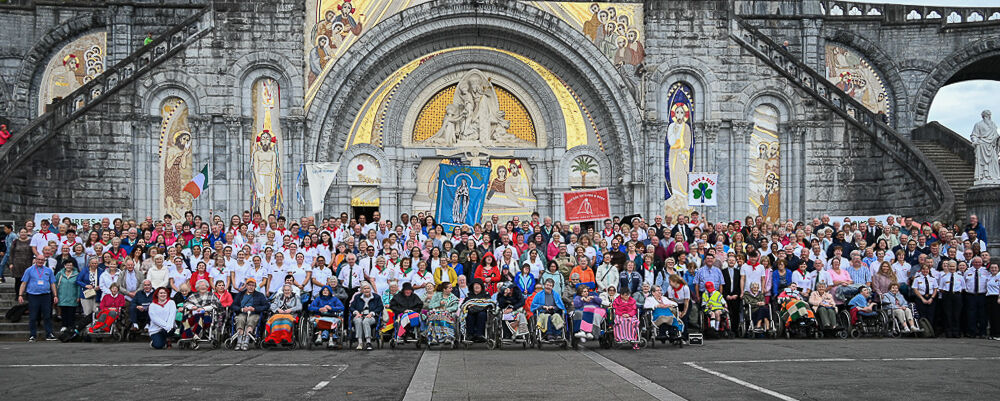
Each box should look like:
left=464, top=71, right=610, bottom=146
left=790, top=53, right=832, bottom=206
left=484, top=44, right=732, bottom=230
left=612, top=290, right=641, bottom=349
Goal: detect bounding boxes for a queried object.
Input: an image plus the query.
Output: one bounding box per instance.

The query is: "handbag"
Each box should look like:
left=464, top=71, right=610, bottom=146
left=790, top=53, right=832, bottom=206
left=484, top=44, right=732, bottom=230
left=83, top=288, right=97, bottom=299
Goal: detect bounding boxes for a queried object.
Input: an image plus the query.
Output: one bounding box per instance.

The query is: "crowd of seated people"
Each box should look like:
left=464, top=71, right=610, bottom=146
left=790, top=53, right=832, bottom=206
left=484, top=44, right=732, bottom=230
left=5, top=208, right=1000, bottom=348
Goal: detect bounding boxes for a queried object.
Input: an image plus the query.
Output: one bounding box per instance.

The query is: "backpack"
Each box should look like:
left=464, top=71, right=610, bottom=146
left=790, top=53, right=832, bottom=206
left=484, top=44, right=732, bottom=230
left=5, top=303, right=28, bottom=322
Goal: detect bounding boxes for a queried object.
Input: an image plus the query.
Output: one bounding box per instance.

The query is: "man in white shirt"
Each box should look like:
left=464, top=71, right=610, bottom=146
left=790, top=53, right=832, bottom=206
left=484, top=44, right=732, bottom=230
left=363, top=211, right=381, bottom=234
left=494, top=234, right=519, bottom=261
left=358, top=246, right=379, bottom=280
left=938, top=260, right=965, bottom=338
left=31, top=219, right=59, bottom=257
left=338, top=253, right=364, bottom=300
left=740, top=252, right=766, bottom=293
left=964, top=257, right=988, bottom=337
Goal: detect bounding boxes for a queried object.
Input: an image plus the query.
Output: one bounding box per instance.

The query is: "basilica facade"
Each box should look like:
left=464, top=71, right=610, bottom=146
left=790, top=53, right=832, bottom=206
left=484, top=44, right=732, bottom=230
left=3, top=0, right=996, bottom=223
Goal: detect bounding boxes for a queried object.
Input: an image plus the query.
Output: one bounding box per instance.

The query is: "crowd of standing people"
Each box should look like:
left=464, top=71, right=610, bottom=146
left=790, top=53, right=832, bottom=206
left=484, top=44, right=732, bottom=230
left=1, top=208, right=998, bottom=348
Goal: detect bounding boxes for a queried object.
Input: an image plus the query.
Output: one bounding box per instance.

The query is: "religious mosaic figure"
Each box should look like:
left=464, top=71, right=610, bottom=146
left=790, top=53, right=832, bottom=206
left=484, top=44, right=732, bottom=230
left=159, top=97, right=193, bottom=219
left=38, top=31, right=106, bottom=115
left=251, top=79, right=284, bottom=217
left=453, top=179, right=470, bottom=222
left=971, top=110, right=1000, bottom=185
left=583, top=3, right=601, bottom=41
left=664, top=83, right=694, bottom=216
left=338, top=0, right=363, bottom=36
left=824, top=44, right=891, bottom=119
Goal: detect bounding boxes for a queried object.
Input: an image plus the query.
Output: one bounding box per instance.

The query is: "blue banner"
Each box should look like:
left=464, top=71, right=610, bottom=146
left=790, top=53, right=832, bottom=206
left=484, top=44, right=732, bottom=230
left=435, top=164, right=490, bottom=233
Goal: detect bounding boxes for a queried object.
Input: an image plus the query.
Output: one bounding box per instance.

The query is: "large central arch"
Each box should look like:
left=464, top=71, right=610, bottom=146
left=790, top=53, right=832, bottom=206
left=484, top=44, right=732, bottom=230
left=304, top=0, right=642, bottom=182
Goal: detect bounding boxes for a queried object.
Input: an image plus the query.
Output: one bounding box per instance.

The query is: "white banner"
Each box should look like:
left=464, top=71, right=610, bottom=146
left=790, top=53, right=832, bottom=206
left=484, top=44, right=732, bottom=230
left=34, top=213, right=122, bottom=230
left=304, top=162, right=341, bottom=214
left=687, top=172, right=718, bottom=207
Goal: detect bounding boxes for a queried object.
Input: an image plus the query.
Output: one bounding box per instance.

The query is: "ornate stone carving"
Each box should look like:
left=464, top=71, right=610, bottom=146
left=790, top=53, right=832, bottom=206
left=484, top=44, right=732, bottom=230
left=971, top=110, right=1000, bottom=186
left=421, top=69, right=534, bottom=148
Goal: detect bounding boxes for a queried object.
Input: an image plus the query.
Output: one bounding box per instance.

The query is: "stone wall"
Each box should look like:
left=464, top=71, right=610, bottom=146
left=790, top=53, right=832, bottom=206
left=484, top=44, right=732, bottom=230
left=0, top=0, right=965, bottom=223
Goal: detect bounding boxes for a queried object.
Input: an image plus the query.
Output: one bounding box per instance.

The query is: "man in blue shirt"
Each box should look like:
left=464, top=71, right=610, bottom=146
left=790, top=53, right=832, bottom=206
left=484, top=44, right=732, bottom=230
left=18, top=256, right=59, bottom=342
left=694, top=254, right=723, bottom=293
left=846, top=255, right=872, bottom=288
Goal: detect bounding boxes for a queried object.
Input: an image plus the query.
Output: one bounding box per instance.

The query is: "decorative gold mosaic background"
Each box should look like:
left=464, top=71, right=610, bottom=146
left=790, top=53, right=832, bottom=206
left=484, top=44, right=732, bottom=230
left=412, top=83, right=536, bottom=143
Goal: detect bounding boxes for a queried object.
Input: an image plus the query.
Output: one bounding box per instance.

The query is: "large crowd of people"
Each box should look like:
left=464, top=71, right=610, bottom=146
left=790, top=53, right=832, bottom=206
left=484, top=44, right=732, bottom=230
left=2, top=208, right=998, bottom=349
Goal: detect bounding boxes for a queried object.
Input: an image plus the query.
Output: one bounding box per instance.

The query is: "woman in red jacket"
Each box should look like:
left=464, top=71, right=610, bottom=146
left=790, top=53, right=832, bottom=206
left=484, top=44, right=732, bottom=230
left=90, top=283, right=127, bottom=332
left=476, top=252, right=501, bottom=295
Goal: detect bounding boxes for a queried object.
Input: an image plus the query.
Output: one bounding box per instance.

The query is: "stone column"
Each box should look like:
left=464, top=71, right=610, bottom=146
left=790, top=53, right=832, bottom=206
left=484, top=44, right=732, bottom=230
left=731, top=121, right=755, bottom=221
left=107, top=4, right=135, bottom=66
left=966, top=186, right=1000, bottom=255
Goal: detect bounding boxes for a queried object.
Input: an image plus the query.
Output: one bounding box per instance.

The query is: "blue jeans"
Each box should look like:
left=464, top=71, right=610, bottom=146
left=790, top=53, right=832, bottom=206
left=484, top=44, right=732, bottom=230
left=28, top=294, right=54, bottom=337
left=151, top=331, right=168, bottom=349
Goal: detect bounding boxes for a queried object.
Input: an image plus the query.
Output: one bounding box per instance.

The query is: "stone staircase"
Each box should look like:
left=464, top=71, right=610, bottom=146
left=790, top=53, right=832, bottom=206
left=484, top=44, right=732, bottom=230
left=0, top=281, right=32, bottom=341
left=911, top=121, right=976, bottom=222
left=0, top=6, right=214, bottom=189
left=912, top=141, right=974, bottom=222
left=728, top=17, right=955, bottom=222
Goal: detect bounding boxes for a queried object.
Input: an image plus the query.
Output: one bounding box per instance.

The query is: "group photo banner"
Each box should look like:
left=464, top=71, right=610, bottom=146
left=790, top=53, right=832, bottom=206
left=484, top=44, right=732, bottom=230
left=34, top=213, right=122, bottom=229
left=562, top=188, right=611, bottom=223
left=435, top=164, right=490, bottom=233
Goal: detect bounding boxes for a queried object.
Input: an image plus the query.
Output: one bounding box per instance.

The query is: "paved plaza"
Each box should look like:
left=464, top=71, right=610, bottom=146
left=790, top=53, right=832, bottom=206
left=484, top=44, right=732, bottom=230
left=2, top=338, right=997, bottom=400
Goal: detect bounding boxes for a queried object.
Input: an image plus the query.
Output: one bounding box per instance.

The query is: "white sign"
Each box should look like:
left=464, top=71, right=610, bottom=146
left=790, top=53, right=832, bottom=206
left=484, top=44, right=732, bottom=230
left=305, top=162, right=341, bottom=214
left=687, top=172, right=718, bottom=207
left=34, top=213, right=122, bottom=230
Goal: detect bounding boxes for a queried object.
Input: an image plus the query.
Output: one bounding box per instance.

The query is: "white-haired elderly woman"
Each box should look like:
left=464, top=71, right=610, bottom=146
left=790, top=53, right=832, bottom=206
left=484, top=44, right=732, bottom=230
left=350, top=282, right=384, bottom=350
left=264, top=284, right=303, bottom=345
left=180, top=279, right=222, bottom=340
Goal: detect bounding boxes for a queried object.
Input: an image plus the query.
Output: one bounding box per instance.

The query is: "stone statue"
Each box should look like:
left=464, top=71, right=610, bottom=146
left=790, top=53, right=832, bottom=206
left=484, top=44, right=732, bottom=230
left=423, top=69, right=532, bottom=147
left=971, top=110, right=1000, bottom=186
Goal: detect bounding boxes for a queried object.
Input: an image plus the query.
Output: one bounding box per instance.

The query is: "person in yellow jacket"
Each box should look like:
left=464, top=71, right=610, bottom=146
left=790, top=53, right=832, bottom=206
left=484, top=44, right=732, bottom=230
left=434, top=263, right=458, bottom=286
left=701, top=282, right=726, bottom=331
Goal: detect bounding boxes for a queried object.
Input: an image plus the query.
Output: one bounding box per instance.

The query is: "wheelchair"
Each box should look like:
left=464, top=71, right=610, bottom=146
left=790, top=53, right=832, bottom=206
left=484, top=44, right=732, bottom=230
left=528, top=308, right=571, bottom=349
left=881, top=301, right=934, bottom=339
left=494, top=307, right=531, bottom=349
left=86, top=307, right=128, bottom=342
left=603, top=306, right=647, bottom=349
left=569, top=305, right=612, bottom=350
left=389, top=311, right=426, bottom=349
left=839, top=302, right=888, bottom=338
left=457, top=299, right=497, bottom=349
left=176, top=308, right=227, bottom=350
left=775, top=298, right=821, bottom=339
left=738, top=301, right=778, bottom=339
left=261, top=311, right=304, bottom=350
left=224, top=310, right=269, bottom=350
left=642, top=308, right=685, bottom=348
left=301, top=309, right=346, bottom=350
left=701, top=306, right=734, bottom=339
left=344, top=311, right=384, bottom=350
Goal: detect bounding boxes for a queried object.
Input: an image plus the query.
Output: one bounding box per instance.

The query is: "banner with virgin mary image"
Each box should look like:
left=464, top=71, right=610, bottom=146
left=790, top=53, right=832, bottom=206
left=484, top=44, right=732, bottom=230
left=435, top=164, right=490, bottom=233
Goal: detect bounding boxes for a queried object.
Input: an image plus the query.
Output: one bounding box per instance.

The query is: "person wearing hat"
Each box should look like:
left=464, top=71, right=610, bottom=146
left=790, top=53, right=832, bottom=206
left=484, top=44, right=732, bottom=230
left=229, top=278, right=269, bottom=350
left=701, top=281, right=726, bottom=331
left=389, top=282, right=424, bottom=340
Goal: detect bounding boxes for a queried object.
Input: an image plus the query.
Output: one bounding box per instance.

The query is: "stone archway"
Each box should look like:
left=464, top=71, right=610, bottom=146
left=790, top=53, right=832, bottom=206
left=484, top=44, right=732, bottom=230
left=304, top=0, right=642, bottom=187
left=913, top=38, right=1000, bottom=129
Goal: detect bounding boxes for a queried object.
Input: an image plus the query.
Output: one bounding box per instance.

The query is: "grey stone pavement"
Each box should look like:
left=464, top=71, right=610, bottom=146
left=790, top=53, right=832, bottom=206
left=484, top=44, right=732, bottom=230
left=1, top=338, right=998, bottom=400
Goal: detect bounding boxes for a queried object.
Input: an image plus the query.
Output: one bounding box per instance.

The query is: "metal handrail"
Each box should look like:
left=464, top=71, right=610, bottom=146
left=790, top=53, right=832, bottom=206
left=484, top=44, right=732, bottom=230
left=0, top=7, right=213, bottom=187
left=730, top=17, right=955, bottom=222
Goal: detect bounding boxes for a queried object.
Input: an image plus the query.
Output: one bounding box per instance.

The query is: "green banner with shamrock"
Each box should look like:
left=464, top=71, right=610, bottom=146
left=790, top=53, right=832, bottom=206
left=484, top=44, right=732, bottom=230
left=687, top=172, right=718, bottom=206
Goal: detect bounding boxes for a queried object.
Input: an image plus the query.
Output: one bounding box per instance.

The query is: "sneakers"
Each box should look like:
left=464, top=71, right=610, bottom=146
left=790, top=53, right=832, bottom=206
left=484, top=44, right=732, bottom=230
left=574, top=331, right=586, bottom=339
left=28, top=336, right=36, bottom=343
left=327, top=340, right=336, bottom=349
left=365, top=342, right=373, bottom=350
left=45, top=334, right=57, bottom=341
left=356, top=342, right=363, bottom=350
left=586, top=333, right=594, bottom=340
left=901, top=327, right=911, bottom=333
